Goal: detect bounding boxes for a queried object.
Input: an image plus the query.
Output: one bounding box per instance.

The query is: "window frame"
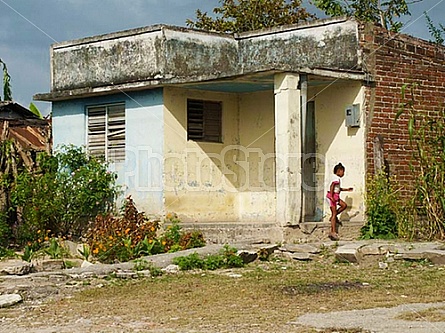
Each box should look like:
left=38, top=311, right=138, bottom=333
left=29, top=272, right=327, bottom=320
left=86, top=102, right=126, bottom=162
left=187, top=99, right=223, bottom=143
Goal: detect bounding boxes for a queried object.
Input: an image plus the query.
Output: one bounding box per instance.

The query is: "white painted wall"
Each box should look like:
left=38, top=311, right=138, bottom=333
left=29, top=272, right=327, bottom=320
left=310, top=81, right=366, bottom=222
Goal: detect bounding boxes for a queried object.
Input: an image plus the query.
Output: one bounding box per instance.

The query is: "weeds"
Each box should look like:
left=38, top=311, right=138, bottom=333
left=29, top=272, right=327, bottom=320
left=77, top=244, right=91, bottom=261
left=361, top=171, right=399, bottom=239
left=173, top=245, right=244, bottom=271
left=395, top=83, right=445, bottom=239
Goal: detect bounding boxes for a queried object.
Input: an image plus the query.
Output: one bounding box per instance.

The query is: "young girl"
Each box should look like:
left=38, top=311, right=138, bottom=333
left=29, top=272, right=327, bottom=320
left=326, top=163, right=353, bottom=241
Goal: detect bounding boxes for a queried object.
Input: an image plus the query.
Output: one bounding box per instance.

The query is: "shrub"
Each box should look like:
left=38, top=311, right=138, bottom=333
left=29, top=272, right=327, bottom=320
left=361, top=171, right=399, bottom=239
left=87, top=199, right=207, bottom=263
left=86, top=197, right=161, bottom=263
left=11, top=145, right=118, bottom=244
left=0, top=211, right=11, bottom=248
left=395, top=83, right=445, bottom=239
left=172, top=245, right=244, bottom=271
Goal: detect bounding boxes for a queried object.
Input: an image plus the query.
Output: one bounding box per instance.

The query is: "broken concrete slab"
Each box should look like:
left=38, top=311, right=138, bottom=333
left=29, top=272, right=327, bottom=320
left=237, top=250, right=258, bottom=264
left=0, top=294, right=22, bottom=308
left=0, top=260, right=33, bottom=276
left=282, top=244, right=321, bottom=254
left=291, top=253, right=313, bottom=261
left=424, top=250, right=445, bottom=265
left=360, top=243, right=388, bottom=256
left=335, top=243, right=365, bottom=263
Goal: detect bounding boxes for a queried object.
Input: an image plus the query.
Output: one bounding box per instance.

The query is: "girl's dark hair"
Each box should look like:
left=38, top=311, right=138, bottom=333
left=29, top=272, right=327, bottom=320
left=333, top=163, right=345, bottom=173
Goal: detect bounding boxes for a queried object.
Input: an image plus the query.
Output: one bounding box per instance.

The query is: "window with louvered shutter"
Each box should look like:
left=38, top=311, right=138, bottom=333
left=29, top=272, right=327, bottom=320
left=187, top=99, right=222, bottom=143
left=87, top=103, right=125, bottom=162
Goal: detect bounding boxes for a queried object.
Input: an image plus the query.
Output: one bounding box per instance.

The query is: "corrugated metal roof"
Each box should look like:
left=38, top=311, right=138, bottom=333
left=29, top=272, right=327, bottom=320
left=0, top=119, right=51, bottom=151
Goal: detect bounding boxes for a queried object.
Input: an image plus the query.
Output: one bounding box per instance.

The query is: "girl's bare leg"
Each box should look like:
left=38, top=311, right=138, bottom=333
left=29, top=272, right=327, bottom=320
left=329, top=206, right=337, bottom=235
left=337, top=199, right=348, bottom=215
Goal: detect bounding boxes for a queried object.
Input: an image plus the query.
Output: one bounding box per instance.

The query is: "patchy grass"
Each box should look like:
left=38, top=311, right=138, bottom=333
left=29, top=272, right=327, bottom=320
left=397, top=306, right=445, bottom=322
left=1, top=257, right=445, bottom=332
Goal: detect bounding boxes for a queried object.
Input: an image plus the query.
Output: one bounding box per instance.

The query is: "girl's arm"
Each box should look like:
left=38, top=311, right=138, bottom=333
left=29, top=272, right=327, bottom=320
left=329, top=181, right=336, bottom=196
left=340, top=187, right=353, bottom=192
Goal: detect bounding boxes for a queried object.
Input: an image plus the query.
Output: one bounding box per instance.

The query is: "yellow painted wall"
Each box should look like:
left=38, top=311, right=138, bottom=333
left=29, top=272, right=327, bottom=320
left=310, top=81, right=366, bottom=222
left=163, top=87, right=276, bottom=222
left=238, top=91, right=276, bottom=222
left=163, top=87, right=239, bottom=222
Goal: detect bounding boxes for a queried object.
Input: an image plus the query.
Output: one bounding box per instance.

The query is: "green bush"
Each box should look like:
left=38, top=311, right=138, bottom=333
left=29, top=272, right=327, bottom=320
left=0, top=212, right=11, bottom=248
left=172, top=245, right=245, bottom=271
left=11, top=145, right=118, bottom=244
left=395, top=83, right=445, bottom=239
left=361, top=171, right=399, bottom=239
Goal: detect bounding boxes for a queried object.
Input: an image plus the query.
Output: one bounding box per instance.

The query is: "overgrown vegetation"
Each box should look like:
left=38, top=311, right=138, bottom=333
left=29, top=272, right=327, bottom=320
left=0, top=58, right=12, bottom=101
left=87, top=198, right=206, bottom=263
left=361, top=171, right=399, bottom=239
left=172, top=245, right=244, bottom=271
left=10, top=145, right=118, bottom=245
left=394, top=83, right=445, bottom=239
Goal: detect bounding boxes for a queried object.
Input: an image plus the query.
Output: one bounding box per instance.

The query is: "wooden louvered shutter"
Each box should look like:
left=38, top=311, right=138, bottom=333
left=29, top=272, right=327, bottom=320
left=203, top=101, right=222, bottom=143
left=187, top=99, right=205, bottom=141
left=88, top=106, right=106, bottom=158
left=187, top=99, right=222, bottom=143
left=107, top=104, right=125, bottom=162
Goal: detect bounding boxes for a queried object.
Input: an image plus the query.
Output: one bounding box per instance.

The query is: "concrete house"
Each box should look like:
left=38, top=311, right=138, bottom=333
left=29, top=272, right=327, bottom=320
left=35, top=17, right=445, bottom=242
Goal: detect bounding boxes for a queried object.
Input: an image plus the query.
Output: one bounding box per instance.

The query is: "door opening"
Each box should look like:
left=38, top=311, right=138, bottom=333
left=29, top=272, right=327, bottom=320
left=302, top=101, right=317, bottom=221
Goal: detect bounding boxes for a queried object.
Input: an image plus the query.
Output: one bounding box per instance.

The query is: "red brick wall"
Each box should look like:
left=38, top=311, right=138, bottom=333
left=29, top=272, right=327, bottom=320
left=359, top=23, right=445, bottom=196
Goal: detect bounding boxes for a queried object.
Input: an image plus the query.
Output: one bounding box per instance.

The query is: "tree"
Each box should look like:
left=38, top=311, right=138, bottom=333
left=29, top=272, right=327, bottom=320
left=424, top=12, right=445, bottom=45
left=0, top=59, right=12, bottom=101
left=311, top=0, right=422, bottom=32
left=186, top=0, right=316, bottom=33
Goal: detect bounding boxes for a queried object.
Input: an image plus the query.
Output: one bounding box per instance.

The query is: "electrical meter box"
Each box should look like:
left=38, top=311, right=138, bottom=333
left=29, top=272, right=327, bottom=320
left=345, top=104, right=360, bottom=128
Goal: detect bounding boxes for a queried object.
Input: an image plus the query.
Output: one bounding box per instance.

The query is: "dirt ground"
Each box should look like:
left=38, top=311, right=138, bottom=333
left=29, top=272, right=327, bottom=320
left=1, top=244, right=445, bottom=333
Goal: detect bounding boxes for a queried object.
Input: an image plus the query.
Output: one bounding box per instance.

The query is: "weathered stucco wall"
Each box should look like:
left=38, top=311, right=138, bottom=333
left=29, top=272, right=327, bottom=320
left=163, top=88, right=276, bottom=222
left=238, top=19, right=360, bottom=74
left=238, top=91, right=276, bottom=221
left=50, top=26, right=238, bottom=92
left=52, top=89, right=165, bottom=213
left=311, top=82, right=366, bottom=222
left=163, top=87, right=240, bottom=222
left=44, top=18, right=361, bottom=100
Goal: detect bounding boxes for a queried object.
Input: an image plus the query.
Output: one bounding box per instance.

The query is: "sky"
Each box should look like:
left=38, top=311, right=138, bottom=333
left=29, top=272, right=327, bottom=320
left=0, top=0, right=444, bottom=115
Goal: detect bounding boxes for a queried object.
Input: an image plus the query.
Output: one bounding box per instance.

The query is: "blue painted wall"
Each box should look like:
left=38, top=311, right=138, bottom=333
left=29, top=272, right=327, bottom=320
left=52, top=89, right=164, bottom=213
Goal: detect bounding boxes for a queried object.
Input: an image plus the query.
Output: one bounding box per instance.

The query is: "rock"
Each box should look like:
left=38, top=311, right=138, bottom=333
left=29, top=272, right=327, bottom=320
left=378, top=262, right=388, bottom=269
left=0, top=294, right=23, bottom=308
left=228, top=273, right=242, bottom=278
left=81, top=260, right=94, bottom=268
left=162, top=264, right=180, bottom=274
left=237, top=250, right=258, bottom=264
left=253, top=244, right=279, bottom=255
left=137, top=270, right=152, bottom=277
left=335, top=243, right=364, bottom=263
left=291, top=253, right=312, bottom=261
left=33, top=259, right=65, bottom=272
left=360, top=244, right=387, bottom=256
left=115, top=270, right=138, bottom=279
left=61, top=240, right=81, bottom=258
left=283, top=244, right=321, bottom=254
left=0, top=260, right=33, bottom=276
left=425, top=250, right=445, bottom=265
left=402, top=249, right=427, bottom=261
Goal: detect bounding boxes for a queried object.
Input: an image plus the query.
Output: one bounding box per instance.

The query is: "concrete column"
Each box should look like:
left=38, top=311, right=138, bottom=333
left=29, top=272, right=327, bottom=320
left=274, top=73, right=302, bottom=226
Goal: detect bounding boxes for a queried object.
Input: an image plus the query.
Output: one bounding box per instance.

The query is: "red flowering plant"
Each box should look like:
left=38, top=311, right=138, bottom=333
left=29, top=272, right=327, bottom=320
left=86, top=196, right=161, bottom=263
